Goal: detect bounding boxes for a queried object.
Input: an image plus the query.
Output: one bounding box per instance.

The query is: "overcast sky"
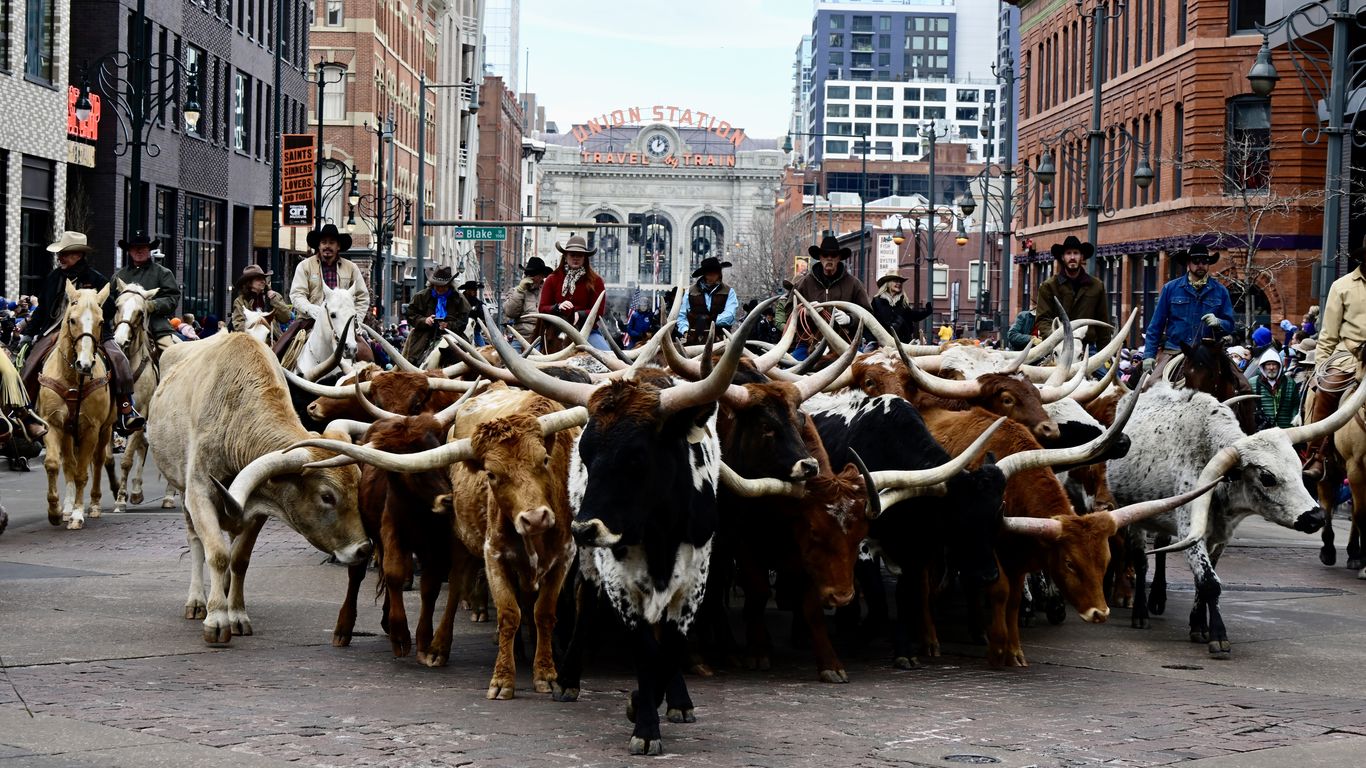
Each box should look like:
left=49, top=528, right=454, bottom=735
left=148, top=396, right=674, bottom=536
left=520, top=0, right=810, bottom=139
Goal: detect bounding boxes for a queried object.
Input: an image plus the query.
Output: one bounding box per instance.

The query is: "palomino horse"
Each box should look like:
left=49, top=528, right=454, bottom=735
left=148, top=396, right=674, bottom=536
left=293, top=283, right=362, bottom=380
left=37, top=282, right=116, bottom=529
left=111, top=281, right=170, bottom=512
left=1305, top=346, right=1366, bottom=573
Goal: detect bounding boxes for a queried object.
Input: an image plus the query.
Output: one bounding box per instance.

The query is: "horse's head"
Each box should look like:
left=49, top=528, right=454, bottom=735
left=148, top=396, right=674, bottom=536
left=319, top=284, right=362, bottom=360
left=63, top=281, right=110, bottom=375
left=1179, top=339, right=1237, bottom=397
left=112, top=279, right=158, bottom=349
left=241, top=308, right=272, bottom=345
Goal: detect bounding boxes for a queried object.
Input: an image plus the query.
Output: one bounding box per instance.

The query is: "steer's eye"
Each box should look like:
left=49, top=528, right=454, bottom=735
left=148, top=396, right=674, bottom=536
left=320, top=490, right=336, bottom=506
left=1259, top=471, right=1277, bottom=488
left=487, top=472, right=500, bottom=484
left=1001, top=396, right=1015, bottom=407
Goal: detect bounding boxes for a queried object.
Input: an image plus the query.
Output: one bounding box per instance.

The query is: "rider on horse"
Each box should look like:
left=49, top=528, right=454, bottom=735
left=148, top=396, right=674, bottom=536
left=277, top=223, right=372, bottom=360
left=1141, top=244, right=1236, bottom=380
left=1302, top=246, right=1366, bottom=480
left=402, top=265, right=469, bottom=362
left=113, top=231, right=181, bottom=353
left=20, top=231, right=146, bottom=435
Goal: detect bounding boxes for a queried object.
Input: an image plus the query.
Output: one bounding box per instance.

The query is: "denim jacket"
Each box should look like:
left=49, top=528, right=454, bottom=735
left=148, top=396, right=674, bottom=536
left=1142, top=275, right=1235, bottom=359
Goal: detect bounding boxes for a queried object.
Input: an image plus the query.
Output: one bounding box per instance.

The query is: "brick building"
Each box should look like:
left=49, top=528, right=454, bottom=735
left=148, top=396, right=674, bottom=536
left=1, top=0, right=72, bottom=298
left=1009, top=0, right=1327, bottom=339
left=474, top=74, right=522, bottom=303
left=68, top=0, right=312, bottom=320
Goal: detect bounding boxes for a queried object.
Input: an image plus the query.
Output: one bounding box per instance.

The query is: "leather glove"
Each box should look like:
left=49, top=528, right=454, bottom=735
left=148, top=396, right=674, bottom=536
left=1201, top=313, right=1221, bottom=328
left=1141, top=357, right=1155, bottom=373
left=831, top=308, right=851, bottom=326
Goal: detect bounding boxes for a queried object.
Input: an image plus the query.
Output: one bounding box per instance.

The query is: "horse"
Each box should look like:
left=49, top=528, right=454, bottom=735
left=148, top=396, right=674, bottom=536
left=293, top=283, right=362, bottom=380
left=1168, top=339, right=1257, bottom=434
left=1306, top=344, right=1366, bottom=573
left=238, top=308, right=274, bottom=345
left=110, top=281, right=167, bottom=513
left=37, top=282, right=116, bottom=529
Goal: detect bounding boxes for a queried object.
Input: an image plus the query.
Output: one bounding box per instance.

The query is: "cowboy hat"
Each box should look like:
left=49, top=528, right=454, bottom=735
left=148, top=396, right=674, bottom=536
left=118, top=230, right=161, bottom=251
left=306, top=223, right=353, bottom=253
left=521, top=256, right=553, bottom=277
left=808, top=233, right=851, bottom=260
left=555, top=234, right=596, bottom=257
left=46, top=231, right=93, bottom=254
left=426, top=265, right=455, bottom=286
left=1173, top=243, right=1220, bottom=265
left=457, top=280, right=484, bottom=292
left=691, top=257, right=732, bottom=279
left=234, top=263, right=273, bottom=291
left=1049, top=235, right=1094, bottom=260
left=876, top=269, right=908, bottom=287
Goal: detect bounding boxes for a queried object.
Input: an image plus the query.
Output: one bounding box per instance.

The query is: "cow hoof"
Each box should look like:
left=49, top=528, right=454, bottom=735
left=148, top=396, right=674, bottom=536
left=688, top=661, right=715, bottom=677
left=1009, top=653, right=1028, bottom=668
left=203, top=623, right=232, bottom=645
left=418, top=651, right=448, bottom=668
left=628, top=736, right=663, bottom=756
left=893, top=656, right=921, bottom=670
left=1320, top=545, right=1337, bottom=566
left=551, top=682, right=579, bottom=702
left=113, top=502, right=126, bottom=514
left=184, top=602, right=207, bottom=620
left=1116, top=596, right=1133, bottom=609
left=391, top=634, right=412, bottom=658
left=130, top=491, right=144, bottom=505
left=1190, top=630, right=1210, bottom=643
left=819, top=668, right=849, bottom=683
left=666, top=707, right=695, bottom=723
left=533, top=679, right=553, bottom=694
left=486, top=682, right=515, bottom=700
left=230, top=616, right=253, bottom=636
left=1349, top=558, right=1365, bottom=572
left=331, top=632, right=352, bottom=647
left=1208, top=640, right=1231, bottom=659
left=470, top=610, right=489, bottom=623
left=66, top=518, right=83, bottom=531
left=1131, top=615, right=1150, bottom=629
left=924, top=642, right=941, bottom=657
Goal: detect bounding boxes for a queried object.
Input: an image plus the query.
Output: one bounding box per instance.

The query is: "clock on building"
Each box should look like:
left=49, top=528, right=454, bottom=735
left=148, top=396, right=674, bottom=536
left=645, top=133, right=672, bottom=158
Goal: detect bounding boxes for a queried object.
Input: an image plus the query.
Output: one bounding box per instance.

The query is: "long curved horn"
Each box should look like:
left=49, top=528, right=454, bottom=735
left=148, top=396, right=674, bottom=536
left=792, top=322, right=863, bottom=401
left=1037, top=355, right=1090, bottom=404
left=1084, top=310, right=1137, bottom=376
left=904, top=356, right=984, bottom=399
left=596, top=318, right=635, bottom=366
left=1001, top=336, right=1035, bottom=373
left=667, top=270, right=687, bottom=324
left=432, top=377, right=487, bottom=430
left=814, top=300, right=898, bottom=349
left=580, top=292, right=606, bottom=340
left=850, top=449, right=881, bottom=520
left=1220, top=394, right=1260, bottom=408
left=282, top=366, right=373, bottom=398
left=626, top=319, right=675, bottom=376
left=1109, top=477, right=1223, bottom=529
left=1071, top=356, right=1121, bottom=404
left=538, top=406, right=590, bottom=437
left=659, top=332, right=753, bottom=408
left=789, top=340, right=829, bottom=374
left=1002, top=516, right=1063, bottom=538
left=359, top=323, right=422, bottom=372
left=1044, top=298, right=1073, bottom=387
left=441, top=333, right=520, bottom=384
left=301, top=316, right=351, bottom=380
left=1147, top=446, right=1240, bottom=555
left=216, top=448, right=316, bottom=517
left=321, top=419, right=373, bottom=441
left=426, top=377, right=480, bottom=392
left=794, top=291, right=849, bottom=353
left=995, top=372, right=1142, bottom=478
left=878, top=482, right=951, bottom=507
left=354, top=380, right=403, bottom=421
left=719, top=461, right=806, bottom=498
left=481, top=308, right=601, bottom=406
left=751, top=310, right=801, bottom=372
left=870, top=416, right=1006, bottom=491
left=1281, top=376, right=1366, bottom=444
left=658, top=297, right=777, bottom=415
left=528, top=311, right=597, bottom=352
left=292, top=435, right=477, bottom=473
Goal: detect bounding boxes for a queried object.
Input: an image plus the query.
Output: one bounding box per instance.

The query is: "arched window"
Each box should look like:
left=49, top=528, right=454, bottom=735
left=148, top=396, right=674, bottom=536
left=589, top=212, right=621, bottom=283
left=688, top=215, right=725, bottom=274
left=638, top=213, right=673, bottom=284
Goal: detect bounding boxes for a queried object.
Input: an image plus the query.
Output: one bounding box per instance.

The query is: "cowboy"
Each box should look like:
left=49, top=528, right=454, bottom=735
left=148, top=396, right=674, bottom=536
left=20, top=231, right=144, bottom=434
left=503, top=255, right=553, bottom=343
left=1141, top=244, right=1235, bottom=379
left=1249, top=346, right=1299, bottom=430
left=1033, top=235, right=1112, bottom=347
left=677, top=256, right=739, bottom=346
left=871, top=268, right=932, bottom=344
left=538, top=234, right=609, bottom=350
left=457, top=280, right=487, bottom=345
left=280, top=223, right=372, bottom=358
left=113, top=230, right=181, bottom=351
left=231, top=264, right=292, bottom=341
left=787, top=234, right=874, bottom=358
left=1302, top=246, right=1366, bottom=479
left=402, top=265, right=469, bottom=361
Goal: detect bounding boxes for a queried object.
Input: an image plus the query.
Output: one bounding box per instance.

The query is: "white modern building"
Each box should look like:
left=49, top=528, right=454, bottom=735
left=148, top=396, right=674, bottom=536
left=816, top=78, right=999, bottom=163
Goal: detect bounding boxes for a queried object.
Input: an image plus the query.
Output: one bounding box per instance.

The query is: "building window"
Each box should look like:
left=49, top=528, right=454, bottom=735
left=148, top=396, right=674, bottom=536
left=853, top=15, right=872, bottom=32
left=156, top=188, right=177, bottom=270
left=902, top=123, right=919, bottom=137
left=827, top=122, right=852, bottom=136
left=830, top=14, right=844, bottom=30
left=903, top=87, right=920, bottom=100
left=902, top=105, right=920, bottom=120
left=829, top=51, right=844, bottom=66
left=968, top=260, right=985, bottom=299
left=19, top=155, right=53, bottom=299
left=826, top=139, right=848, bottom=154
left=638, top=214, right=672, bottom=284
left=855, top=86, right=872, bottom=99
left=877, top=52, right=890, bottom=67
left=957, top=89, right=979, bottom=103
left=1226, top=96, right=1270, bottom=191
left=827, top=103, right=849, bottom=117
left=854, top=104, right=871, bottom=118
left=878, top=33, right=890, bottom=48
left=827, top=85, right=849, bottom=99
left=876, top=123, right=898, bottom=136
left=688, top=216, right=725, bottom=274
left=1231, top=0, right=1264, bottom=33
left=829, top=33, right=844, bottom=48
left=924, top=88, right=945, bottom=101
left=924, top=106, right=945, bottom=120
left=185, top=45, right=206, bottom=136
left=590, top=213, right=621, bottom=283
left=879, top=16, right=891, bottom=31
left=325, top=0, right=343, bottom=25
left=1174, top=103, right=1184, bottom=197
left=321, top=64, right=346, bottom=120
left=875, top=104, right=892, bottom=119
left=24, top=0, right=53, bottom=82
left=956, top=107, right=978, bottom=121
left=183, top=195, right=224, bottom=319
left=1, top=0, right=12, bottom=70
left=932, top=264, right=949, bottom=298
left=234, top=72, right=249, bottom=151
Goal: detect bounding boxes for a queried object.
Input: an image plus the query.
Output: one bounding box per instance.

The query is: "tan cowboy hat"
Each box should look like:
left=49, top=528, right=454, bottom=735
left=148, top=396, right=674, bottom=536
left=876, top=269, right=907, bottom=287
left=47, top=231, right=93, bottom=254
left=426, top=265, right=455, bottom=286
left=234, top=263, right=273, bottom=291
left=555, top=234, right=596, bottom=257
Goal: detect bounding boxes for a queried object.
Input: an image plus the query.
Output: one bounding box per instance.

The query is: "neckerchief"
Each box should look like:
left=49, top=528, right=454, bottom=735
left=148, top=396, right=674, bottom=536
left=434, top=290, right=449, bottom=319
left=1188, top=274, right=1209, bottom=289
left=561, top=267, right=585, bottom=297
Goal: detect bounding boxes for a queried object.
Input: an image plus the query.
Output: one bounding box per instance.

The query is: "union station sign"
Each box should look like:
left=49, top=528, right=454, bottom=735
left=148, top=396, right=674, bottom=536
left=570, top=105, right=751, bottom=169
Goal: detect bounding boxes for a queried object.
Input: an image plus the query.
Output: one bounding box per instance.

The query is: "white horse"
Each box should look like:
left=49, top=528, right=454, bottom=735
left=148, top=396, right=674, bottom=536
left=238, top=308, right=274, bottom=345
left=294, top=283, right=362, bottom=380
left=111, top=282, right=162, bottom=512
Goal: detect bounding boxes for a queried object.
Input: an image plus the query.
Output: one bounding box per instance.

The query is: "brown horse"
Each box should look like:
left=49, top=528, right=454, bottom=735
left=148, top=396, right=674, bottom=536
left=37, top=282, right=116, bottom=529
left=1173, top=339, right=1257, bottom=434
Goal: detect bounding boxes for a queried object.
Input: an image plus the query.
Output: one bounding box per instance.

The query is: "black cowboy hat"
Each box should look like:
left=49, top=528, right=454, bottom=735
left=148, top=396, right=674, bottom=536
left=1049, top=235, right=1094, bottom=260
left=118, top=230, right=161, bottom=251
left=808, top=233, right=851, bottom=260
left=1173, top=243, right=1220, bottom=265
left=555, top=234, right=596, bottom=256
left=691, top=257, right=732, bottom=278
left=233, top=263, right=273, bottom=291
left=426, top=266, right=455, bottom=286
left=521, top=256, right=553, bottom=277
left=457, top=280, right=484, bottom=292
left=306, top=223, right=353, bottom=253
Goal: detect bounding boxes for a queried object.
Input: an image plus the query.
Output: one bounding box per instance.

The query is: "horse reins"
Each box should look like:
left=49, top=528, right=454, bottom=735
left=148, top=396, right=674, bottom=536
left=38, top=330, right=109, bottom=446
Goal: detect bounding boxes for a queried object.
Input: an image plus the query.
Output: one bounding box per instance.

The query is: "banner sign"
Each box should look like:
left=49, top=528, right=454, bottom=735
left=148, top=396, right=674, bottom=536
left=281, top=134, right=316, bottom=226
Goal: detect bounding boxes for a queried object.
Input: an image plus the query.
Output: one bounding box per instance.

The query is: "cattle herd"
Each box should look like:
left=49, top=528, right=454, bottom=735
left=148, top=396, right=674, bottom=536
left=40, top=281, right=1358, bottom=757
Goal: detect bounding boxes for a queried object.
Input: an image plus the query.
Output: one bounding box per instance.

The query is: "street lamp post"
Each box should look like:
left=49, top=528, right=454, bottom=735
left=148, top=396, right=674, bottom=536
left=1248, top=0, right=1366, bottom=307
left=350, top=114, right=409, bottom=324
left=318, top=160, right=359, bottom=227
left=415, top=74, right=471, bottom=293
left=73, top=0, right=200, bottom=242
left=783, top=131, right=871, bottom=274
left=1031, top=123, right=1154, bottom=257
left=310, top=61, right=347, bottom=229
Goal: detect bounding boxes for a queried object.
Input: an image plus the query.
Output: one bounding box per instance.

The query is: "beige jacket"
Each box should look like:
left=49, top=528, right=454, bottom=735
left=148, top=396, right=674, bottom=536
left=502, top=278, right=542, bottom=338
left=1317, top=268, right=1366, bottom=365
left=289, top=255, right=370, bottom=320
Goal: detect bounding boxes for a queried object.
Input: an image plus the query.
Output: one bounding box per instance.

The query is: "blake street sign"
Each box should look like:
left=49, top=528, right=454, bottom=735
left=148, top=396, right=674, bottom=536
left=452, top=226, right=507, bottom=241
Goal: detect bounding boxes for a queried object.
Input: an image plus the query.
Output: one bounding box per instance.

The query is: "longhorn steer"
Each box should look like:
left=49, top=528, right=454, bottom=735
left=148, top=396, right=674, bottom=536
left=146, top=333, right=372, bottom=644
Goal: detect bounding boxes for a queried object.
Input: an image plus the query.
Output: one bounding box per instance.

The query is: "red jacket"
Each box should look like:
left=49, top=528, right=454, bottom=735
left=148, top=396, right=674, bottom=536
left=539, top=269, right=605, bottom=315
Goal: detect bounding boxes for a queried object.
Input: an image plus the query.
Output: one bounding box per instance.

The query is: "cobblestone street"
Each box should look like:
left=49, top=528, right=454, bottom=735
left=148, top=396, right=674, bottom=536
left=3, top=469, right=1366, bottom=767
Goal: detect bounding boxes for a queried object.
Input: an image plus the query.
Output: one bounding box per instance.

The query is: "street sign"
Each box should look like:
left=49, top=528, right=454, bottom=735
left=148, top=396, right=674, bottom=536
left=452, top=226, right=507, bottom=241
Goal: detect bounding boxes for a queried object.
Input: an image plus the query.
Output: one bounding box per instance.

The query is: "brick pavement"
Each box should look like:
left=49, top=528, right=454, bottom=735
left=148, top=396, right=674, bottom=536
left=3, top=510, right=1366, bottom=767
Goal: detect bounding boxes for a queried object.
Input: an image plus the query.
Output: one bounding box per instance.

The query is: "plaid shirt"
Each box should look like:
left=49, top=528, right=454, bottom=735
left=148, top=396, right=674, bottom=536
left=320, top=260, right=339, bottom=290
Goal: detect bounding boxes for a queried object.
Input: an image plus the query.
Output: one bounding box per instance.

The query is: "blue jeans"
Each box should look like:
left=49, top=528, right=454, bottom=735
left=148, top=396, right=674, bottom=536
left=586, top=330, right=610, bottom=351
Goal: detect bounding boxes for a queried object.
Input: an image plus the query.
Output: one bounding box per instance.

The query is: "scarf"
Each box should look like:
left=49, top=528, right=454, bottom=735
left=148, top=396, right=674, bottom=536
left=561, top=267, right=586, bottom=297
left=1188, top=274, right=1209, bottom=289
